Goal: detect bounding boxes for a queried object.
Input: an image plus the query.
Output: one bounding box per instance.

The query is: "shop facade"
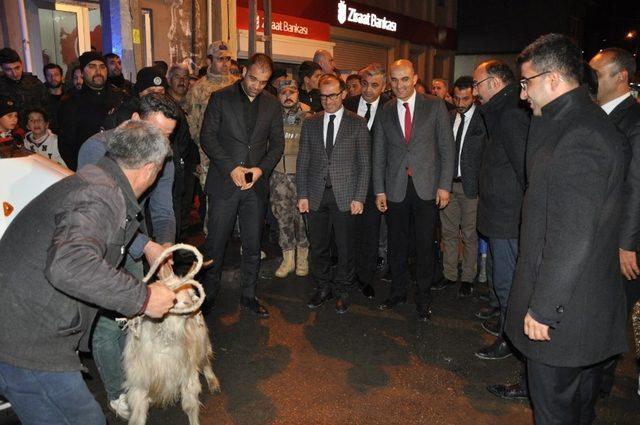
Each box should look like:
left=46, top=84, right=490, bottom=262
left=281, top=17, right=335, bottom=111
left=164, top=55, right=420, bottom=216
left=1, top=0, right=457, bottom=85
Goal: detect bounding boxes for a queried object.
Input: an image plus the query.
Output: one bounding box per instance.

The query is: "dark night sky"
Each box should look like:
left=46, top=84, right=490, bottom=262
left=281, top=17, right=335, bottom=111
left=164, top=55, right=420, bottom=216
left=457, top=0, right=640, bottom=68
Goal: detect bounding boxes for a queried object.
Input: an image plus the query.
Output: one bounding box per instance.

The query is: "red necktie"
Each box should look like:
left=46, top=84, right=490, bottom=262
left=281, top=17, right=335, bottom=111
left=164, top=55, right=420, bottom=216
left=403, top=102, right=412, bottom=176
left=403, top=102, right=412, bottom=144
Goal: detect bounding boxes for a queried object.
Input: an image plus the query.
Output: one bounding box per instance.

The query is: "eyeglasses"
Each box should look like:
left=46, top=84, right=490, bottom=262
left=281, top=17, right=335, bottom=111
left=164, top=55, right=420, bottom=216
left=519, top=71, right=551, bottom=91
left=472, top=76, right=493, bottom=89
left=319, top=90, right=343, bottom=101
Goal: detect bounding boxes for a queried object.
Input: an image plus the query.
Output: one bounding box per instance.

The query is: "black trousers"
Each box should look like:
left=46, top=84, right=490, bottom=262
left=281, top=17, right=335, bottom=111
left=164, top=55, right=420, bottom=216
left=307, top=188, right=356, bottom=295
left=528, top=358, right=606, bottom=425
left=202, top=188, right=266, bottom=300
left=355, top=183, right=382, bottom=285
left=386, top=177, right=437, bottom=306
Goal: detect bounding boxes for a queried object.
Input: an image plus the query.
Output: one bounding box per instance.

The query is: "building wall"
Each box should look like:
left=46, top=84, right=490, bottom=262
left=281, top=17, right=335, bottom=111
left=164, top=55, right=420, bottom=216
left=139, top=0, right=208, bottom=66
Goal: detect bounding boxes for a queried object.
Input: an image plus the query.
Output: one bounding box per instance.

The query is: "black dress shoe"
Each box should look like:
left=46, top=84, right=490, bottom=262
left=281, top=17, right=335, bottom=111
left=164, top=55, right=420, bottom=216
left=377, top=294, right=407, bottom=310
left=431, top=278, right=456, bottom=291
left=475, top=305, right=500, bottom=320
left=417, top=305, right=432, bottom=322
left=240, top=297, right=270, bottom=318
left=307, top=289, right=332, bottom=309
left=458, top=281, right=473, bottom=298
left=357, top=278, right=375, bottom=299
left=335, top=294, right=350, bottom=314
left=481, top=317, right=500, bottom=337
left=475, top=337, right=512, bottom=360
left=487, top=382, right=529, bottom=400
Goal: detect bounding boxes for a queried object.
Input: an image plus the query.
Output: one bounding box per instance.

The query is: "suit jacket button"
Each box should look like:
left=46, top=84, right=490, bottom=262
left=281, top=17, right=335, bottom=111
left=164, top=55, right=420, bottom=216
left=556, top=305, right=564, bottom=314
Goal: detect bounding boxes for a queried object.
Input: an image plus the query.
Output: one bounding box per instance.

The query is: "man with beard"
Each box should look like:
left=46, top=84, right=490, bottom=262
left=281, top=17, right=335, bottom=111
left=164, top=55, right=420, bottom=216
left=184, top=41, right=238, bottom=195
left=439, top=76, right=486, bottom=297
left=199, top=53, right=284, bottom=317
left=105, top=53, right=134, bottom=96
left=0, top=48, right=49, bottom=129
left=43, top=63, right=64, bottom=132
left=167, top=63, right=191, bottom=109
left=506, top=33, right=627, bottom=424
left=58, top=51, right=128, bottom=171
left=271, top=79, right=312, bottom=278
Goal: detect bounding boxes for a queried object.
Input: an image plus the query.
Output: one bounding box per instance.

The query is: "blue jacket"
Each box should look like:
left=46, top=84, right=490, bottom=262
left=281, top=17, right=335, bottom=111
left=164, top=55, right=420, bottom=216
left=78, top=129, right=176, bottom=258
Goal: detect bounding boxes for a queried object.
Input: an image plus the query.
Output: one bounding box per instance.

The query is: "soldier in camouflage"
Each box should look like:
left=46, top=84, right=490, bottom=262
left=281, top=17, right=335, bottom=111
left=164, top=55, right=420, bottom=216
left=271, top=79, right=312, bottom=278
left=184, top=41, right=238, bottom=191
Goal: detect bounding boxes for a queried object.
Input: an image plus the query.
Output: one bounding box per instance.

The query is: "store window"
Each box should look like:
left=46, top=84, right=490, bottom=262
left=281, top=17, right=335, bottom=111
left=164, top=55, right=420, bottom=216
left=37, top=1, right=101, bottom=74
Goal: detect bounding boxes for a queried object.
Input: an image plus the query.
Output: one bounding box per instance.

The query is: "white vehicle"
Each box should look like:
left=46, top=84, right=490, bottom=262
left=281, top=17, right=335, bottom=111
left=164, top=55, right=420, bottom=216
left=0, top=144, right=73, bottom=239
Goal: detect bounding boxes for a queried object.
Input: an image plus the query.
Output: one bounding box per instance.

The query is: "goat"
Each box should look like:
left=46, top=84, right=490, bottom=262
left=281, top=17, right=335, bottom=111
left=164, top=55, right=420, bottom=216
left=122, top=244, right=220, bottom=425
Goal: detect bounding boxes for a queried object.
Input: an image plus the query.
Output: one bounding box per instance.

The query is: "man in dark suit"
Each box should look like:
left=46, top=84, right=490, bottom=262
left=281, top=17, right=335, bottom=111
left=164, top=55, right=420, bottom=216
left=472, top=59, right=530, bottom=362
left=440, top=76, right=486, bottom=298
left=506, top=34, right=628, bottom=424
left=296, top=74, right=370, bottom=314
left=200, top=53, right=284, bottom=318
left=343, top=62, right=391, bottom=299
left=373, top=59, right=454, bottom=321
left=589, top=46, right=640, bottom=395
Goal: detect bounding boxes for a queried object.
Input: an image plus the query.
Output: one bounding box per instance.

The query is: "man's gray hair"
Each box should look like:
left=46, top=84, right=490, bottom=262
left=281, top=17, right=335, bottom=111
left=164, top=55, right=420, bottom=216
left=360, top=63, right=386, bottom=79
left=602, top=47, right=637, bottom=79
left=167, top=62, right=189, bottom=81
left=107, top=120, right=171, bottom=169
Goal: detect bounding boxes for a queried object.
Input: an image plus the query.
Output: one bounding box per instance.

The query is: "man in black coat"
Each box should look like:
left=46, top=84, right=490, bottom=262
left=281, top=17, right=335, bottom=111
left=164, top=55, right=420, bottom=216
left=297, top=74, right=370, bottom=314
left=200, top=53, right=284, bottom=317
left=0, top=48, right=50, bottom=129
left=472, top=59, right=530, bottom=361
left=589, top=46, right=640, bottom=395
left=506, top=34, right=628, bottom=424
left=440, top=76, right=486, bottom=297
left=343, top=62, right=391, bottom=300
left=58, top=51, right=128, bottom=170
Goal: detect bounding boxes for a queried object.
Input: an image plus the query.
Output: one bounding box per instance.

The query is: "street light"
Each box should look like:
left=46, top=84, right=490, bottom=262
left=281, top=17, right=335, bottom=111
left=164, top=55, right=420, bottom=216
left=626, top=30, right=637, bottom=40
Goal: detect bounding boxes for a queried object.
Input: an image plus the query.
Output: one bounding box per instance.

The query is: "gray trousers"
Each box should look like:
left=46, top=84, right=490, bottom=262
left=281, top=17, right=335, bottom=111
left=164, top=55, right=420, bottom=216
left=439, top=182, right=478, bottom=282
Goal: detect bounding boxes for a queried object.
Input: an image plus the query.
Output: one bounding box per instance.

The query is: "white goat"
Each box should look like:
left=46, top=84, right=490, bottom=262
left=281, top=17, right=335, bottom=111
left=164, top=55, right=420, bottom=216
left=122, top=244, right=220, bottom=425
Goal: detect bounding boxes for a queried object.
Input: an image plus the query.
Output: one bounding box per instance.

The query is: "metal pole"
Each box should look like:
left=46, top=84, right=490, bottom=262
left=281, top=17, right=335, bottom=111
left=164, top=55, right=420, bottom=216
left=248, top=0, right=256, bottom=56
left=17, top=0, right=32, bottom=72
left=264, top=0, right=272, bottom=58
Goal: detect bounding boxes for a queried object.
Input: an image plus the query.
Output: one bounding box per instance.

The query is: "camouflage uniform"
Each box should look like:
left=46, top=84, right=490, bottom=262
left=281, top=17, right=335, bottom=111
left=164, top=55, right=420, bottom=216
left=183, top=72, right=238, bottom=188
left=269, top=103, right=312, bottom=251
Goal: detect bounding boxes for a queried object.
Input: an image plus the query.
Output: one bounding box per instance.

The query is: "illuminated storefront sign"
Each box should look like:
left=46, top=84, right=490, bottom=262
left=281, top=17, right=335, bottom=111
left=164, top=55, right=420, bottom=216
left=237, top=7, right=330, bottom=41
left=337, top=0, right=397, bottom=32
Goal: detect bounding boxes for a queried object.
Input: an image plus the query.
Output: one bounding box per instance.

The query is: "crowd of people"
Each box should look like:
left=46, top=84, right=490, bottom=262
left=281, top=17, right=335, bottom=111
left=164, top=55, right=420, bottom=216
left=0, top=32, right=638, bottom=424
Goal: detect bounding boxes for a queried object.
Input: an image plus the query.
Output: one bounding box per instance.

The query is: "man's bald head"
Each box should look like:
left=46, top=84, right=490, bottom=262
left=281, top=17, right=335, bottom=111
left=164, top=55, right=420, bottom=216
left=389, top=59, right=418, bottom=101
left=390, top=59, right=415, bottom=76
left=589, top=47, right=635, bottom=105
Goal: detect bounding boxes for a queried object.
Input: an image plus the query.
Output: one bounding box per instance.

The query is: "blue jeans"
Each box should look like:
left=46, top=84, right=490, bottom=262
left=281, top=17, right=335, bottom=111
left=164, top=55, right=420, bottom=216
left=91, top=254, right=142, bottom=401
left=488, top=238, right=518, bottom=335
left=0, top=361, right=105, bottom=425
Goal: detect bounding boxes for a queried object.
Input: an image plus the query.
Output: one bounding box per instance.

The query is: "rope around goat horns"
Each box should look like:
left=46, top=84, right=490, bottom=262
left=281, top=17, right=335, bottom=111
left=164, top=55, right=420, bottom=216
left=142, top=243, right=206, bottom=315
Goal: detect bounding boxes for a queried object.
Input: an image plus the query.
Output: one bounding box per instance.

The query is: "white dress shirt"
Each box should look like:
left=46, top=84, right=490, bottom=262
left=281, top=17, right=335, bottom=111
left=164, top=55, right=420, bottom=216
left=601, top=92, right=632, bottom=115
left=357, top=96, right=380, bottom=130
left=323, top=106, right=345, bottom=147
left=396, top=90, right=417, bottom=136
left=453, top=104, right=476, bottom=177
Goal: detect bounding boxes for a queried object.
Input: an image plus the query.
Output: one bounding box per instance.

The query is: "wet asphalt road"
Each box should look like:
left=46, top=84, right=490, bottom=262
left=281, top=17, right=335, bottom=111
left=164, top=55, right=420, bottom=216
left=1, top=237, right=639, bottom=424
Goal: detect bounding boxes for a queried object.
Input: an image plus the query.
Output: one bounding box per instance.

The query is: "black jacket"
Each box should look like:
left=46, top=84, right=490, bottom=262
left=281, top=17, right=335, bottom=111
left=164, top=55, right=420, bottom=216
left=299, top=88, right=323, bottom=112
left=200, top=81, right=284, bottom=199
left=58, top=85, right=128, bottom=170
left=505, top=87, right=627, bottom=367
left=611, top=96, right=640, bottom=251
left=0, top=73, right=50, bottom=128
left=0, top=156, right=147, bottom=372
left=476, top=83, right=530, bottom=239
left=449, top=105, right=487, bottom=199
